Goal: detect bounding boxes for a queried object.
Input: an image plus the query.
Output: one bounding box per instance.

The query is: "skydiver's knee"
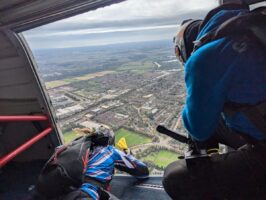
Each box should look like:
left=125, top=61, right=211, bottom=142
left=61, top=189, right=93, bottom=200
left=163, top=160, right=190, bottom=199
left=163, top=160, right=188, bottom=183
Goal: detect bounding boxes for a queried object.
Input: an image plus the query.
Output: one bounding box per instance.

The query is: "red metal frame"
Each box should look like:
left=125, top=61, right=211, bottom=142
left=0, top=115, right=53, bottom=168
left=0, top=115, right=48, bottom=122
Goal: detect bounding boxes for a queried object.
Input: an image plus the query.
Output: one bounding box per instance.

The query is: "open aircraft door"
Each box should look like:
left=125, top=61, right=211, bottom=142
left=0, top=0, right=265, bottom=199
left=0, top=0, right=126, bottom=169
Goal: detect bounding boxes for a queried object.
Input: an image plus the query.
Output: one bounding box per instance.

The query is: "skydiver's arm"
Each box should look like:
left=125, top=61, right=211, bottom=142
left=114, top=148, right=149, bottom=179
left=182, top=38, right=239, bottom=141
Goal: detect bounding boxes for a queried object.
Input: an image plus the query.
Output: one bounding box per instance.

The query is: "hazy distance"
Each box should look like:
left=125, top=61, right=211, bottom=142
left=24, top=0, right=218, bottom=49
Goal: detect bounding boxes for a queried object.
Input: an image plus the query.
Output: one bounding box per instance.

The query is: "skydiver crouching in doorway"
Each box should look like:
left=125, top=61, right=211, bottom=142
left=61, top=126, right=149, bottom=200
left=163, top=2, right=266, bottom=200
left=31, top=125, right=149, bottom=200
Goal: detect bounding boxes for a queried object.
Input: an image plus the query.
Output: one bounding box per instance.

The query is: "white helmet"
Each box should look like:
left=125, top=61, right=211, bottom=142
left=92, top=125, right=115, bottom=146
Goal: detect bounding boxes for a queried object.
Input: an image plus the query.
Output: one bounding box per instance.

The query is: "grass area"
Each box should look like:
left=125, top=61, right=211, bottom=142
left=143, top=150, right=178, bottom=168
left=45, top=61, right=155, bottom=89
left=142, top=61, right=155, bottom=69
left=115, top=128, right=152, bottom=147
left=45, top=71, right=113, bottom=89
left=63, top=128, right=151, bottom=147
left=73, top=71, right=114, bottom=81
left=63, top=130, right=80, bottom=144
left=46, top=80, right=71, bottom=89
left=116, top=61, right=154, bottom=72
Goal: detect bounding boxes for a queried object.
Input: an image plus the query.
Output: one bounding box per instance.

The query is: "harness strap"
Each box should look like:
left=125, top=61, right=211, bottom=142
left=193, top=4, right=266, bottom=137
left=215, top=8, right=266, bottom=47
left=224, top=101, right=266, bottom=135
left=82, top=177, right=111, bottom=200
left=199, top=3, right=249, bottom=31
left=83, top=176, right=109, bottom=190
left=195, top=7, right=266, bottom=51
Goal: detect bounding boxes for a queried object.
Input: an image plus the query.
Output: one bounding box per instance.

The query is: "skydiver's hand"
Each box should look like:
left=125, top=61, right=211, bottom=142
left=124, top=148, right=133, bottom=155
left=116, top=137, right=130, bottom=153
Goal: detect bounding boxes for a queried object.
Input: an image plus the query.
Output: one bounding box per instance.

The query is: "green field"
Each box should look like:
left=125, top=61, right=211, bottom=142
left=63, top=130, right=80, bottom=144
left=115, top=128, right=152, bottom=147
left=116, top=61, right=154, bottom=72
left=63, top=128, right=151, bottom=146
left=45, top=71, right=113, bottom=89
left=143, top=150, right=178, bottom=168
left=46, top=80, right=71, bottom=89
left=73, top=71, right=114, bottom=81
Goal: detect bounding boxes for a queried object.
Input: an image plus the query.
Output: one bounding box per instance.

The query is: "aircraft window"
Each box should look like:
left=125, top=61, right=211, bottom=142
left=23, top=0, right=219, bottom=175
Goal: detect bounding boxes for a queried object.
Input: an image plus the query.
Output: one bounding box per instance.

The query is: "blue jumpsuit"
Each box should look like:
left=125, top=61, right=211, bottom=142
left=182, top=9, right=266, bottom=141
left=81, top=145, right=149, bottom=200
left=163, top=8, right=266, bottom=200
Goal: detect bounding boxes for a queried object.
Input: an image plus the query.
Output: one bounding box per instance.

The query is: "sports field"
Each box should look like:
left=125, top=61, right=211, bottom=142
left=63, top=128, right=151, bottom=147
left=143, top=150, right=178, bottom=168
left=115, top=128, right=152, bottom=147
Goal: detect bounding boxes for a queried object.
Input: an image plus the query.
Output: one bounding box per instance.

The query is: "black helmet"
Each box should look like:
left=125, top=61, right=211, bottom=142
left=173, top=19, right=202, bottom=63
left=91, top=125, right=115, bottom=146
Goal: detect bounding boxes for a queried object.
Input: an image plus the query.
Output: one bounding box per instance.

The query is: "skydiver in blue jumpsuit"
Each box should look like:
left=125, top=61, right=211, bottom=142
left=62, top=126, right=149, bottom=200
left=163, top=3, right=266, bottom=200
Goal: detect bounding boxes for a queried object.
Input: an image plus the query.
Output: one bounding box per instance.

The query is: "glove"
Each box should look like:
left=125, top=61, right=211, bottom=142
left=116, top=137, right=128, bottom=151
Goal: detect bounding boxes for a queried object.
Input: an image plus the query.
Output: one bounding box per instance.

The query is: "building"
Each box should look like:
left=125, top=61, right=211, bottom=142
left=56, top=104, right=84, bottom=119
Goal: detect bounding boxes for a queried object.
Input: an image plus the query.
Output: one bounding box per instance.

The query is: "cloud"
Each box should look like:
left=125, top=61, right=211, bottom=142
left=62, top=0, right=218, bottom=22
left=25, top=26, right=179, bottom=48
left=27, top=25, right=179, bottom=38
left=24, top=0, right=219, bottom=49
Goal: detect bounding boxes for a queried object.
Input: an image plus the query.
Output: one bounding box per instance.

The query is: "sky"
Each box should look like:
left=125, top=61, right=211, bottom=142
left=23, top=0, right=218, bottom=49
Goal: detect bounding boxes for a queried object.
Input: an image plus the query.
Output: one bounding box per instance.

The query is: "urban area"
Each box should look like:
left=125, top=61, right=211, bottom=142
left=35, top=40, right=188, bottom=174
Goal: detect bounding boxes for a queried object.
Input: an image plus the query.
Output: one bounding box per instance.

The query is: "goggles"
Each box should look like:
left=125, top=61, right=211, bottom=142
left=173, top=19, right=202, bottom=64
left=173, top=36, right=185, bottom=64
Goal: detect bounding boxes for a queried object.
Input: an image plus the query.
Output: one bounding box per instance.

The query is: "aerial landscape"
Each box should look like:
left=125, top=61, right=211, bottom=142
left=33, top=40, right=188, bottom=174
